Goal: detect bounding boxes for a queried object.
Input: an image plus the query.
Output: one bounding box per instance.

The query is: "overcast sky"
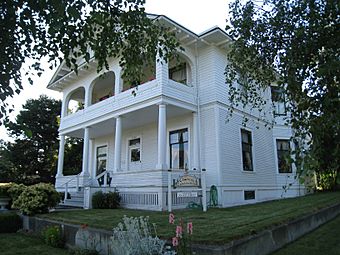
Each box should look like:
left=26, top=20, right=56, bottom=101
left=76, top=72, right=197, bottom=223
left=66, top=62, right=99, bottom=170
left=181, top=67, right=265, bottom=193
left=0, top=0, right=230, bottom=141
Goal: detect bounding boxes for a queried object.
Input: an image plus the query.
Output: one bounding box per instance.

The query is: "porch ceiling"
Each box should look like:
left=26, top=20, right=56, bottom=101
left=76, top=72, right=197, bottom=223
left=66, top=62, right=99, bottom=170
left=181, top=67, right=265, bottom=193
left=64, top=104, right=192, bottom=139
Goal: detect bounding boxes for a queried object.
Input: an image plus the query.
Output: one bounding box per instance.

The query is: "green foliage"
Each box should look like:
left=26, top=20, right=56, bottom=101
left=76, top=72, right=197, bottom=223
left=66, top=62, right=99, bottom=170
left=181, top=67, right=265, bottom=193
left=11, top=183, right=61, bottom=215
left=92, top=191, right=120, bottom=209
left=0, top=183, right=13, bottom=197
left=41, top=225, right=64, bottom=248
left=1, top=96, right=61, bottom=184
left=315, top=171, right=338, bottom=191
left=0, top=0, right=179, bottom=123
left=226, top=0, right=339, bottom=187
left=63, top=138, right=83, bottom=176
left=0, top=212, right=22, bottom=233
left=7, top=183, right=26, bottom=201
left=111, top=216, right=167, bottom=255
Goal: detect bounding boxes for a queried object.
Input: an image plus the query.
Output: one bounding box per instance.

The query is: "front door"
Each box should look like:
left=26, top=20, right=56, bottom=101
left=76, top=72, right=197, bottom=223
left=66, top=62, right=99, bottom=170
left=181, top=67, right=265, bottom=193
left=128, top=138, right=141, bottom=171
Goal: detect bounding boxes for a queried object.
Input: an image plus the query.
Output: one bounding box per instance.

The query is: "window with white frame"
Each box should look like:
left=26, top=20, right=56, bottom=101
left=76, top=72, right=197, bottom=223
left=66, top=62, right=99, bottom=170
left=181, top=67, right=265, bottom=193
left=276, top=139, right=292, bottom=173
left=128, top=138, right=141, bottom=162
left=271, top=86, right=286, bottom=115
left=241, top=129, right=253, bottom=171
left=96, top=145, right=107, bottom=176
left=169, top=128, right=189, bottom=169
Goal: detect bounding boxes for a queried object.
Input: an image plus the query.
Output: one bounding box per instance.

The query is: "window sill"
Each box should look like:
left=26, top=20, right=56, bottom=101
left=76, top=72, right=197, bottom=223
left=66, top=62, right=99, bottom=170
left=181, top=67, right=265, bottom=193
left=242, top=170, right=256, bottom=174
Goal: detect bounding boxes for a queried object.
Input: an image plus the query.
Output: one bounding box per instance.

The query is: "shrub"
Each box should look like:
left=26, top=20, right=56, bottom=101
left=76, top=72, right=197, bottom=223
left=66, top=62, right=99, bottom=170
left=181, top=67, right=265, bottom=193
left=0, top=183, right=13, bottom=197
left=0, top=212, right=22, bottom=233
left=111, top=216, right=167, bottom=255
left=41, top=225, right=64, bottom=248
left=92, top=191, right=120, bottom=209
left=8, top=183, right=26, bottom=200
left=92, top=191, right=105, bottom=209
left=11, top=183, right=61, bottom=215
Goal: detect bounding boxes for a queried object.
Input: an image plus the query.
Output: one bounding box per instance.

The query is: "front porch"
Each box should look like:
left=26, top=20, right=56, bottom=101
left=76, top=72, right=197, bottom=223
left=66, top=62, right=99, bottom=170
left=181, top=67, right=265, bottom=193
left=55, top=103, right=204, bottom=211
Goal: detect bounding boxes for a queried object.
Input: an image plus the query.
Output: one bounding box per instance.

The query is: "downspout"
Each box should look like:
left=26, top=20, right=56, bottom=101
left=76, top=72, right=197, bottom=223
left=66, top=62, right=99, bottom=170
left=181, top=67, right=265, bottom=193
left=195, top=43, right=202, bottom=175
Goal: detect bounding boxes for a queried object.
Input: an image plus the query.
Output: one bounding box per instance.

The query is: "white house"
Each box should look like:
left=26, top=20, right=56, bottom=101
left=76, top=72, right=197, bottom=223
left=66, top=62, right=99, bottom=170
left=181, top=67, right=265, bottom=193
left=48, top=15, right=305, bottom=210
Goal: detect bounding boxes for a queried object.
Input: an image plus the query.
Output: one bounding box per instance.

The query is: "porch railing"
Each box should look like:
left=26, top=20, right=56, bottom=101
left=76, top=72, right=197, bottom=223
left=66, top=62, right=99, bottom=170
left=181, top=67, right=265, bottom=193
left=95, top=170, right=112, bottom=187
left=61, top=173, right=81, bottom=202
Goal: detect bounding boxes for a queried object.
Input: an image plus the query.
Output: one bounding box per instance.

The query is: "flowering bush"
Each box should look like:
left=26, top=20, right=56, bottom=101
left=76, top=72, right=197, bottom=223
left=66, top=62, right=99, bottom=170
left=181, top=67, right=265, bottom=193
left=111, top=215, right=172, bottom=255
left=169, top=213, right=193, bottom=255
left=11, top=183, right=60, bottom=215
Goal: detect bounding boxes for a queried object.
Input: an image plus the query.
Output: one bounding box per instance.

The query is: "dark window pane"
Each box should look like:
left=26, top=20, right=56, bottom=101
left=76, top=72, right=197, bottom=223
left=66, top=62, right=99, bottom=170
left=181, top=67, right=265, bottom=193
left=241, top=129, right=253, bottom=171
left=96, top=146, right=107, bottom=175
left=130, top=148, right=140, bottom=162
left=170, top=128, right=188, bottom=169
left=277, top=139, right=292, bottom=173
left=244, top=190, right=255, bottom=200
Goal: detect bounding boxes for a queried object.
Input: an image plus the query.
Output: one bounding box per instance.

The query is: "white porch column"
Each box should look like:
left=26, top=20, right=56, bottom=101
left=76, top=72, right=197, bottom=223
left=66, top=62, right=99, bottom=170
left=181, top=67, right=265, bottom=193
left=114, top=116, right=122, bottom=172
left=81, top=127, right=90, bottom=176
left=114, top=69, right=121, bottom=95
left=192, top=112, right=200, bottom=170
left=156, top=104, right=167, bottom=170
left=56, top=135, right=65, bottom=177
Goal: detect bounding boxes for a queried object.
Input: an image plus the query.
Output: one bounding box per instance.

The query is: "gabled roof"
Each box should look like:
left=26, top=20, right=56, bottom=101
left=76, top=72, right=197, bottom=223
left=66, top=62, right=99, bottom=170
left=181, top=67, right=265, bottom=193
left=47, top=14, right=232, bottom=91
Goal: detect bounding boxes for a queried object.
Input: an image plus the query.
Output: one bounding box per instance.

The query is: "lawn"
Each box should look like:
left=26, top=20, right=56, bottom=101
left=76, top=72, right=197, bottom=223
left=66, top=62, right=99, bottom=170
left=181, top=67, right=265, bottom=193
left=272, top=215, right=340, bottom=255
left=42, top=191, right=340, bottom=245
left=0, top=233, right=69, bottom=255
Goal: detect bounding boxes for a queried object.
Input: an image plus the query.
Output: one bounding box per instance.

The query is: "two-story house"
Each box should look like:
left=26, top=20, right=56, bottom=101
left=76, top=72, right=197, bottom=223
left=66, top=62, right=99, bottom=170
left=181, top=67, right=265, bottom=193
left=48, top=14, right=305, bottom=210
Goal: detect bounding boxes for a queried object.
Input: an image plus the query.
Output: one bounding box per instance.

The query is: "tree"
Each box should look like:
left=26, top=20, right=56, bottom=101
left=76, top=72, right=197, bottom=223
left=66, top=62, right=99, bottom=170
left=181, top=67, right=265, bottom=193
left=3, top=95, right=61, bottom=184
left=226, top=0, right=339, bottom=189
left=0, top=0, right=180, bottom=123
left=0, top=95, right=86, bottom=184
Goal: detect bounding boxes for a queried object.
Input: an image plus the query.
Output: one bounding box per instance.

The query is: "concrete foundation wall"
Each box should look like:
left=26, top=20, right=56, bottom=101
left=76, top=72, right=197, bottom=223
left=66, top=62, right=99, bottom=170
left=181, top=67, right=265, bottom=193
left=21, top=203, right=340, bottom=255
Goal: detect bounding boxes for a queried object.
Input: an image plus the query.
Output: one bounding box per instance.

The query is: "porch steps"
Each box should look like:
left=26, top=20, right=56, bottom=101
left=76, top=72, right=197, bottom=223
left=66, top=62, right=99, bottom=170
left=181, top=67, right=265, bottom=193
left=61, top=190, right=84, bottom=208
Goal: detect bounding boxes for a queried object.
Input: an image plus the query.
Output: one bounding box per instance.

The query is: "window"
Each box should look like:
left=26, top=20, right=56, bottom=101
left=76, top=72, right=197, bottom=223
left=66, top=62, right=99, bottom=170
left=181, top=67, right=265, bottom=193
left=271, top=86, right=286, bottom=115
left=170, top=128, right=189, bottom=169
left=96, top=145, right=107, bottom=176
left=241, top=129, right=253, bottom=171
left=128, top=138, right=141, bottom=162
left=244, top=190, right=255, bottom=200
left=276, top=139, right=292, bottom=173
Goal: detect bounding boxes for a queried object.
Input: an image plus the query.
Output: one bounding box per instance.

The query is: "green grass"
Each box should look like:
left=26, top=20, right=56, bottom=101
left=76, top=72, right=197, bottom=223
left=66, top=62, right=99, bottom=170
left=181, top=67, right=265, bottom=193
left=0, top=233, right=69, bottom=255
left=42, top=191, right=340, bottom=244
left=272, top=215, right=340, bottom=255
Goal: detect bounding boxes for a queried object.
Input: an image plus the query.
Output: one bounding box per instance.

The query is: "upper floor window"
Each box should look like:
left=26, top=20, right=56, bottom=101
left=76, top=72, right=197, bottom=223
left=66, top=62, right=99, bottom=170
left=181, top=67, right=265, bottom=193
left=170, top=128, right=189, bottom=169
left=241, top=129, right=253, bottom=171
left=276, top=139, right=292, bottom=173
left=271, top=86, right=286, bottom=116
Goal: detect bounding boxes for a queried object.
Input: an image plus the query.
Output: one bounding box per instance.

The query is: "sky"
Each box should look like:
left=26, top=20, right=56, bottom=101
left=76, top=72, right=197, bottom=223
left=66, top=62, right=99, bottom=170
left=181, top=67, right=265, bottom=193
left=0, top=0, right=230, bottom=141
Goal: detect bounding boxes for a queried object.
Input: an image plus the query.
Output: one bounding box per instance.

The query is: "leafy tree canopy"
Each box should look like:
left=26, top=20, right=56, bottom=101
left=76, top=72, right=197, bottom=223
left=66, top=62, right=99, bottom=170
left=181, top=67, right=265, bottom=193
left=226, top=0, right=339, bottom=188
left=2, top=95, right=61, bottom=183
left=0, top=95, right=82, bottom=184
left=0, top=0, right=180, bottom=123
